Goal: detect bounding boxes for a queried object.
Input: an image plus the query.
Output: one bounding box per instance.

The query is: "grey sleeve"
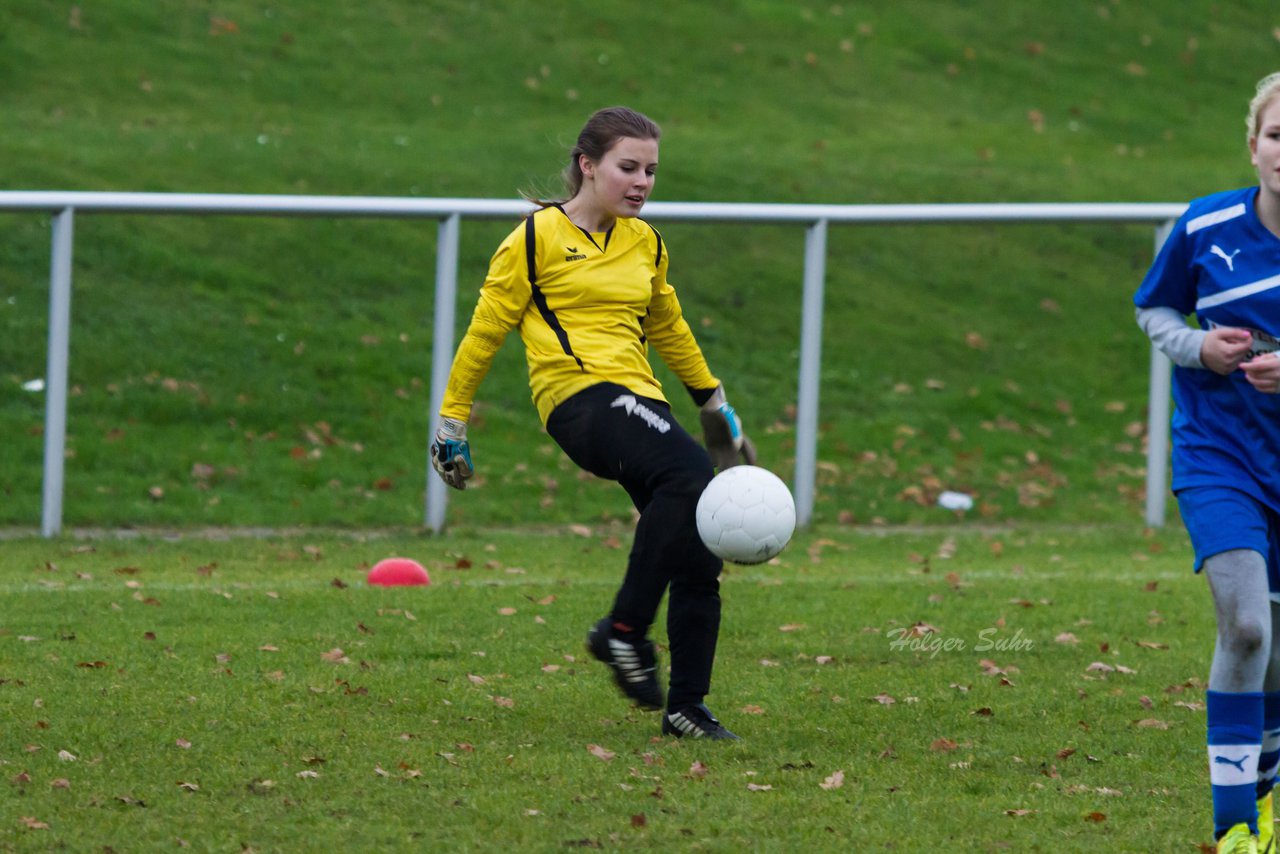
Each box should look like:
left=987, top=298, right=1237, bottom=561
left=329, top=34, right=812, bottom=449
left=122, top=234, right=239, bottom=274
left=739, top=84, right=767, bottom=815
left=1134, top=305, right=1205, bottom=369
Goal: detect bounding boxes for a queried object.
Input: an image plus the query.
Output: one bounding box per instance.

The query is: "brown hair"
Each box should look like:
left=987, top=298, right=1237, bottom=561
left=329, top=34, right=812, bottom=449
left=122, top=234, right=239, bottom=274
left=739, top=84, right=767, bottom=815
left=525, top=106, right=661, bottom=207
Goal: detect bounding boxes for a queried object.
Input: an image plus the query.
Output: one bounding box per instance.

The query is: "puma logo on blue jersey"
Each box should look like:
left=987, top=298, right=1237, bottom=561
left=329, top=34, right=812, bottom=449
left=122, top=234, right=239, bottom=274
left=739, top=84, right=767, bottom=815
left=1210, top=245, right=1241, bottom=271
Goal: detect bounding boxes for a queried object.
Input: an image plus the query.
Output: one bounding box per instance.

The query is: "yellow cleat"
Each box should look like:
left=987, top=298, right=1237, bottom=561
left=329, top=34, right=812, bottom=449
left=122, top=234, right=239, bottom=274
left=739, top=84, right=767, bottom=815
left=1260, top=793, right=1275, bottom=854
left=1219, top=822, right=1260, bottom=854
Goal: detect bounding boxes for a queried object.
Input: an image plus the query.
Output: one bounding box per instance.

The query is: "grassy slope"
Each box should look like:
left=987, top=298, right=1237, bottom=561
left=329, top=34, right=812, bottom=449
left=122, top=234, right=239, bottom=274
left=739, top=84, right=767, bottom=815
left=0, top=1, right=1276, bottom=530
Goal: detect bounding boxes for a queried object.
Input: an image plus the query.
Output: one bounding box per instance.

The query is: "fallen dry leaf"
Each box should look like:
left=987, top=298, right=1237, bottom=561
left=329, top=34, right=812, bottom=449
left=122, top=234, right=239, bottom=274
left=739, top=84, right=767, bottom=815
left=820, top=770, right=845, bottom=790
left=587, top=744, right=616, bottom=762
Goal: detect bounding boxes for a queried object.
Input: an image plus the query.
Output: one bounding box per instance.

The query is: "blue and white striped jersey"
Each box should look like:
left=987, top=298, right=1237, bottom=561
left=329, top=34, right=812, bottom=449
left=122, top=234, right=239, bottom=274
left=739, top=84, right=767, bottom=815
left=1134, top=186, right=1280, bottom=505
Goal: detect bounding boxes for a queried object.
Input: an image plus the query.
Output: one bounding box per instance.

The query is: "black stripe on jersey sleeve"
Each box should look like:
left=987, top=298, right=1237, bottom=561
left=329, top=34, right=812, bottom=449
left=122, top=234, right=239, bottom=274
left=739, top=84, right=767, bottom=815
left=525, top=215, right=585, bottom=371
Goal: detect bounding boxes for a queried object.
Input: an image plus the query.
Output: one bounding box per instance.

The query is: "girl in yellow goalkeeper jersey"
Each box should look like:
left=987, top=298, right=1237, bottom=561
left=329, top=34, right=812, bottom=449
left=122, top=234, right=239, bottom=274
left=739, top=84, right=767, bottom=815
left=431, top=106, right=754, bottom=740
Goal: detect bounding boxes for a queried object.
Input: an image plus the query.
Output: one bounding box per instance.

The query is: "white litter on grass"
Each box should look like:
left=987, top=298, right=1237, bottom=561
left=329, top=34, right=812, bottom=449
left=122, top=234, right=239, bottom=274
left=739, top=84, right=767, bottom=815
left=21, top=379, right=44, bottom=392
left=936, top=491, right=974, bottom=511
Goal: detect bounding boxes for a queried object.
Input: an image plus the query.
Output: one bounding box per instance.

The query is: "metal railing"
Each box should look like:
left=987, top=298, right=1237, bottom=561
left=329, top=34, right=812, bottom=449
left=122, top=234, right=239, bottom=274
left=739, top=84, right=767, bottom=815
left=0, top=191, right=1186, bottom=537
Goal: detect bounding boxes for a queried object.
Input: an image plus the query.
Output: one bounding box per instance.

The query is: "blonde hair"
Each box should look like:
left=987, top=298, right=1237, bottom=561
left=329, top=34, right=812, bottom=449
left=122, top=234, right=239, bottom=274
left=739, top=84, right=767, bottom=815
left=1247, top=72, right=1280, bottom=144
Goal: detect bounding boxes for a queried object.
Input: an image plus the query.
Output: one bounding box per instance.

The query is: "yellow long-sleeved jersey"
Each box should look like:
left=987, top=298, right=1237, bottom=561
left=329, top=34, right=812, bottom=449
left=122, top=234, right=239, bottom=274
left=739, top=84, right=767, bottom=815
left=439, top=204, right=719, bottom=425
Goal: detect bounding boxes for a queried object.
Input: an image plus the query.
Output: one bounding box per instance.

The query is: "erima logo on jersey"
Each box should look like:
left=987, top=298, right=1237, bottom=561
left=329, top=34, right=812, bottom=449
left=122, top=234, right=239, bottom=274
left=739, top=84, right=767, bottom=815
left=1210, top=245, right=1241, bottom=271
left=610, top=394, right=671, bottom=433
left=565, top=245, right=587, bottom=262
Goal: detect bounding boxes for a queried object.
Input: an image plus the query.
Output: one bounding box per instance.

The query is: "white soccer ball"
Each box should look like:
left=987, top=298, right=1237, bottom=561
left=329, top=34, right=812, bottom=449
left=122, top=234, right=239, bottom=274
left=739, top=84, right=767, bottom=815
left=695, top=465, right=796, bottom=565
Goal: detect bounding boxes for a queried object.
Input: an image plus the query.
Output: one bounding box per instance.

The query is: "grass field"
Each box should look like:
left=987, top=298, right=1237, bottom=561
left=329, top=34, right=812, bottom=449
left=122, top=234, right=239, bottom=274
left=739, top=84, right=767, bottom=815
left=0, top=523, right=1219, bottom=851
left=2, top=2, right=1277, bottom=849
left=2, top=2, right=1277, bottom=530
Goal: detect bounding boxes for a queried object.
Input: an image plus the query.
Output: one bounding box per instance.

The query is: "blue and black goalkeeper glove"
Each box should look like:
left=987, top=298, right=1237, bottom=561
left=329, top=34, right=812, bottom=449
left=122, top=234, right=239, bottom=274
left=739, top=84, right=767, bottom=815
left=430, top=416, right=474, bottom=490
left=699, top=385, right=757, bottom=471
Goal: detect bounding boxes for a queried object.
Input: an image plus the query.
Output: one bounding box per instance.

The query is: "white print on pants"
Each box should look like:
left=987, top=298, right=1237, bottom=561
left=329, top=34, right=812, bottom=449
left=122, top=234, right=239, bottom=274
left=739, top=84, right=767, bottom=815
left=610, top=394, right=671, bottom=434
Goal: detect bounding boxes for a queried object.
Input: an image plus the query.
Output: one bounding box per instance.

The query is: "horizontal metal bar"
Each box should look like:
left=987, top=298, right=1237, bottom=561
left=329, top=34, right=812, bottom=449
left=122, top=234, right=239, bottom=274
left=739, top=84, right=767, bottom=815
left=0, top=191, right=1187, bottom=225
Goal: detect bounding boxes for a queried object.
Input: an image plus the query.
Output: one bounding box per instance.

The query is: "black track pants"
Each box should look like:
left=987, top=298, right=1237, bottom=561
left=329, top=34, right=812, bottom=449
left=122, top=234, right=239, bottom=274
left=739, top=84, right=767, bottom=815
left=546, top=382, right=723, bottom=710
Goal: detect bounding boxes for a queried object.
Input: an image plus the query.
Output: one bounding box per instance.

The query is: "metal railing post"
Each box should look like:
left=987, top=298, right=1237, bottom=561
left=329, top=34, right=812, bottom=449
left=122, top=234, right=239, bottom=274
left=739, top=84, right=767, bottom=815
left=793, top=218, right=827, bottom=528
left=425, top=213, right=460, bottom=532
left=41, top=208, right=75, bottom=538
left=1143, top=219, right=1176, bottom=528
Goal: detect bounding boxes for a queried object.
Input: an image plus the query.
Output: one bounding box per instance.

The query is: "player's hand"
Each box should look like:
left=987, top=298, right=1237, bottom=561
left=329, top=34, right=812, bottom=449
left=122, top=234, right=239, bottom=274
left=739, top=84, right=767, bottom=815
left=1241, top=352, right=1280, bottom=394
left=1201, top=327, right=1253, bottom=375
left=430, top=417, right=474, bottom=490
left=699, top=385, right=757, bottom=471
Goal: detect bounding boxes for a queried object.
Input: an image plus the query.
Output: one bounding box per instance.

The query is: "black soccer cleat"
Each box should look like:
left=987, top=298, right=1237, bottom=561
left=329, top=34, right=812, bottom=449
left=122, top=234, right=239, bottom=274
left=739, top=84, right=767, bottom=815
left=662, top=703, right=740, bottom=740
left=586, top=617, right=664, bottom=711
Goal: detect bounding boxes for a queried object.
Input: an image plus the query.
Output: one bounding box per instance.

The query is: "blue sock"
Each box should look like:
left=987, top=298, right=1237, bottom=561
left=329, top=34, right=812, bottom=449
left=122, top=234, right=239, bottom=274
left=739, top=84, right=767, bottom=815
left=1209, top=690, right=1264, bottom=837
left=1258, top=691, right=1280, bottom=801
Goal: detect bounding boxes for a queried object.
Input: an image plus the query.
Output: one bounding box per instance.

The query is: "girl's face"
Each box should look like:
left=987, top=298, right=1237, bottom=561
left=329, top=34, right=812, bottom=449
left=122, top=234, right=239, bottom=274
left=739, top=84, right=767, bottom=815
left=1251, top=96, right=1280, bottom=197
left=579, top=136, right=659, bottom=223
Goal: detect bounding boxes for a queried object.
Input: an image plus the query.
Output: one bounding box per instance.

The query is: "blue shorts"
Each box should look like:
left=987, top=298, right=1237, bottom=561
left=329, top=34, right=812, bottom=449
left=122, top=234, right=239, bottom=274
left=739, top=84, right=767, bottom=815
left=1176, top=485, right=1280, bottom=598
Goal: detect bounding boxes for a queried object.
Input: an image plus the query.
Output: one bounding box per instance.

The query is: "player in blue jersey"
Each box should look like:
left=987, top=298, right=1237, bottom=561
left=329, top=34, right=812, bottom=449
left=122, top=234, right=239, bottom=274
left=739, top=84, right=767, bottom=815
left=1135, top=72, right=1280, bottom=854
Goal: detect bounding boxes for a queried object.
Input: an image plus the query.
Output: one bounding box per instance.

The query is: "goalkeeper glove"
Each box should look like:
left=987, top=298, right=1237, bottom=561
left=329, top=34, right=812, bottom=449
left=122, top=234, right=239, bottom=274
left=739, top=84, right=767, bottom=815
left=430, top=416, right=474, bottom=490
left=699, top=385, right=757, bottom=471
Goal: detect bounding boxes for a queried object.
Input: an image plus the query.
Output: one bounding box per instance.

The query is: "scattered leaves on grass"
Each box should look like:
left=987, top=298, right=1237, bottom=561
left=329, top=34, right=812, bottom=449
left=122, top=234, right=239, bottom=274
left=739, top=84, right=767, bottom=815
left=820, top=770, right=845, bottom=790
